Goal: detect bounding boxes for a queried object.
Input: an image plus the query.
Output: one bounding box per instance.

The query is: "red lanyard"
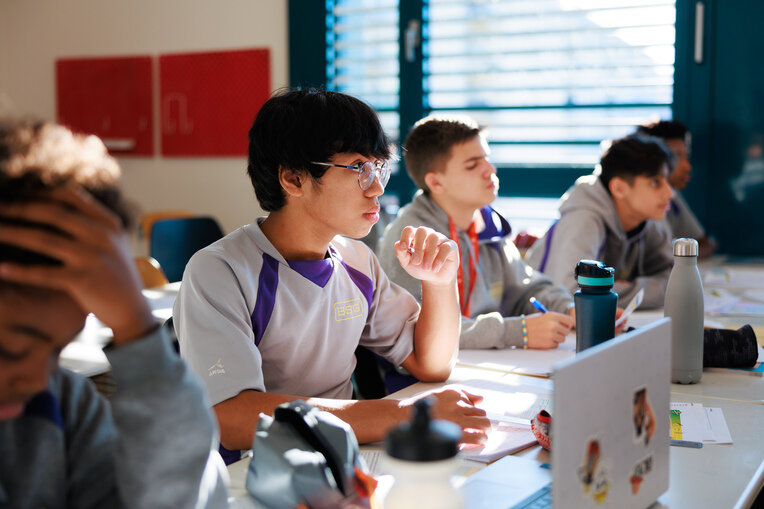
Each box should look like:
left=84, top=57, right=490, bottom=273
left=449, top=217, right=479, bottom=318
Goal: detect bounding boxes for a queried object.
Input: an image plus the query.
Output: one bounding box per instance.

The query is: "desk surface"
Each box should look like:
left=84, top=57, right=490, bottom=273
left=59, top=283, right=180, bottom=376
left=225, top=365, right=764, bottom=508
left=225, top=259, right=764, bottom=506
left=385, top=365, right=764, bottom=509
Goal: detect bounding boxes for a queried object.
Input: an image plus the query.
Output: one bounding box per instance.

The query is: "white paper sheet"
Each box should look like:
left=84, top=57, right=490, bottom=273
left=670, top=402, right=733, bottom=444
left=703, top=407, right=733, bottom=444
left=447, top=378, right=553, bottom=462
left=458, top=336, right=576, bottom=377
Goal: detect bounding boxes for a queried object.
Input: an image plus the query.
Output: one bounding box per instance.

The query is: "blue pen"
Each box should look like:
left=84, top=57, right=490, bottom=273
left=529, top=297, right=548, bottom=313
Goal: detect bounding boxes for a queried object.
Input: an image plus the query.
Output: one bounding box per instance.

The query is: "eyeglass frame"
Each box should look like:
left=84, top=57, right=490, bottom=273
left=310, top=160, right=390, bottom=190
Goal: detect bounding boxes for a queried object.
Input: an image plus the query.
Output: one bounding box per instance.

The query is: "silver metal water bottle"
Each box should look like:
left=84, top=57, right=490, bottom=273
left=664, top=238, right=704, bottom=383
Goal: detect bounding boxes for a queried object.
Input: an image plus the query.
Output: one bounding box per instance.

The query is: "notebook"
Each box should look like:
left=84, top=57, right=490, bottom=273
left=462, top=318, right=671, bottom=509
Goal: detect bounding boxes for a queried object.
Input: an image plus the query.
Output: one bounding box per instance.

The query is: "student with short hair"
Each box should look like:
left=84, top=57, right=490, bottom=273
left=637, top=120, right=717, bottom=257
left=0, top=120, right=228, bottom=508
left=174, top=89, right=489, bottom=464
left=378, top=115, right=575, bottom=351
left=526, top=134, right=675, bottom=309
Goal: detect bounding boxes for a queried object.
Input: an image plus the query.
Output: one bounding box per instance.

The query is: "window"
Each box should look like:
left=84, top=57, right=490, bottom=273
left=313, top=0, right=676, bottom=199
left=426, top=0, right=675, bottom=169
left=327, top=0, right=401, bottom=142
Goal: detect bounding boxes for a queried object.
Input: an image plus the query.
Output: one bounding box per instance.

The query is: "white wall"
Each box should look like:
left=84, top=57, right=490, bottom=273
left=0, top=0, right=288, bottom=239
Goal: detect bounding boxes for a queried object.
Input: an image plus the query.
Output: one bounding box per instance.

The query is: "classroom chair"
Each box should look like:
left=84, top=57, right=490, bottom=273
left=149, top=216, right=224, bottom=282
left=139, top=210, right=196, bottom=248
left=134, top=256, right=170, bottom=288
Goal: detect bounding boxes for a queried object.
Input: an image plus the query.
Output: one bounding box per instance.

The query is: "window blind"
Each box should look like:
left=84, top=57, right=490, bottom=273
left=425, top=0, right=675, bottom=168
left=327, top=0, right=401, bottom=143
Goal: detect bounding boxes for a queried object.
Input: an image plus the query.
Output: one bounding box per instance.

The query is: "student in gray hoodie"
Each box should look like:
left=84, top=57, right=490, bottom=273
left=526, top=135, right=675, bottom=309
left=0, top=120, right=228, bottom=509
left=637, top=120, right=717, bottom=258
left=379, top=116, right=575, bottom=350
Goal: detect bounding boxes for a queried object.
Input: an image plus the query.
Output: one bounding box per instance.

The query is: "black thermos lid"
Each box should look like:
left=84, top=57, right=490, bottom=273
left=384, top=397, right=460, bottom=462
left=575, top=259, right=614, bottom=279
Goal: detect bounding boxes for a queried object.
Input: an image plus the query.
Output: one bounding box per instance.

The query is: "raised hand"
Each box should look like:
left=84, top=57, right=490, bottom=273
left=394, top=226, right=459, bottom=286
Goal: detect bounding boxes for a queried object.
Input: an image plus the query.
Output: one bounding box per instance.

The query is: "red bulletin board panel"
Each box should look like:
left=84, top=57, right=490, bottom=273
left=159, top=48, right=270, bottom=157
left=56, top=56, right=154, bottom=155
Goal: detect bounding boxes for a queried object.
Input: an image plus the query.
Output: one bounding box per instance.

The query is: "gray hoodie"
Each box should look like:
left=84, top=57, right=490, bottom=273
left=526, top=174, right=673, bottom=309
left=0, top=327, right=229, bottom=509
left=378, top=192, right=574, bottom=349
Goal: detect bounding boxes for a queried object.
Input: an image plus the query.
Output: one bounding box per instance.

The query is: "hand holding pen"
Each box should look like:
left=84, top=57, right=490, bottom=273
left=530, top=297, right=548, bottom=313
left=522, top=297, right=575, bottom=349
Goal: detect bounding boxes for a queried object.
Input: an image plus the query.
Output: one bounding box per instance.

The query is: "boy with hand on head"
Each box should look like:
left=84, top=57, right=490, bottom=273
left=0, top=120, right=228, bottom=508
left=174, top=89, right=489, bottom=464
left=637, top=120, right=717, bottom=258
left=378, top=116, right=575, bottom=351
left=526, top=134, right=675, bottom=309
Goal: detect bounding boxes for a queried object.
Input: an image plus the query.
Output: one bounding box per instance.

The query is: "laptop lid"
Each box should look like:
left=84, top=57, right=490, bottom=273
left=463, top=319, right=671, bottom=508
left=552, top=318, right=671, bottom=508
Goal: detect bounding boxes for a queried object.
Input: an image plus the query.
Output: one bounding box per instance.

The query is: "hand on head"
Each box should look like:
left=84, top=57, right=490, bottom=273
left=0, top=186, right=155, bottom=345
left=401, top=387, right=489, bottom=445
left=394, top=226, right=459, bottom=285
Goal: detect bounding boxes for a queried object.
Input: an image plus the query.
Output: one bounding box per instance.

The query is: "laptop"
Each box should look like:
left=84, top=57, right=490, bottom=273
left=462, top=318, right=671, bottom=509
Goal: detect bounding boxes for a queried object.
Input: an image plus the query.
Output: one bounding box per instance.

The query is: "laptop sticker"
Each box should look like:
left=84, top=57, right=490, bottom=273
left=633, top=387, right=656, bottom=446
left=630, top=454, right=654, bottom=495
left=577, top=438, right=611, bottom=503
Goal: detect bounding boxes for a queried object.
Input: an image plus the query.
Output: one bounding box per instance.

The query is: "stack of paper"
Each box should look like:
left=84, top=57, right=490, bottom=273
left=669, top=402, right=732, bottom=444
left=450, top=378, right=553, bottom=462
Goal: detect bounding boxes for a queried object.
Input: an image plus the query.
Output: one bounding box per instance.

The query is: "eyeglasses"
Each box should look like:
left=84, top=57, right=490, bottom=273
left=311, top=160, right=390, bottom=191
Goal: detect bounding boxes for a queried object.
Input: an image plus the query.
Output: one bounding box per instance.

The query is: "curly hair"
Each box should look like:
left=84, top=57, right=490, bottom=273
left=0, top=119, right=133, bottom=264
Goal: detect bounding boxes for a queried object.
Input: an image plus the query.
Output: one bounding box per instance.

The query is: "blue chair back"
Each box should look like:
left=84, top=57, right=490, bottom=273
left=149, top=216, right=224, bottom=282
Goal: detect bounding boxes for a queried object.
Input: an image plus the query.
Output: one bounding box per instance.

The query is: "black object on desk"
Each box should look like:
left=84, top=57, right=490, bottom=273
left=703, top=324, right=758, bottom=368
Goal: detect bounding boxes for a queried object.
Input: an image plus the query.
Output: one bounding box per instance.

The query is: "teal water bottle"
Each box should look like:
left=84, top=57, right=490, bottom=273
left=574, top=260, right=618, bottom=352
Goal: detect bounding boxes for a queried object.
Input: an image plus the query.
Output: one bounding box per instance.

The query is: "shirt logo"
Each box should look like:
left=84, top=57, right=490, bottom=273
left=490, top=280, right=503, bottom=302
left=334, top=298, right=363, bottom=321
left=208, top=358, right=226, bottom=377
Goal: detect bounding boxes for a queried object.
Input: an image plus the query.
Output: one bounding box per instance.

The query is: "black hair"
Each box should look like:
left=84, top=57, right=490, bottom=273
left=599, top=134, right=673, bottom=192
left=636, top=120, right=688, bottom=141
left=247, top=88, right=392, bottom=211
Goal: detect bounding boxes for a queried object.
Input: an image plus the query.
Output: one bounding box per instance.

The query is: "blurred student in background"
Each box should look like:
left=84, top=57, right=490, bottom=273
left=637, top=120, right=717, bottom=258
left=527, top=135, right=675, bottom=309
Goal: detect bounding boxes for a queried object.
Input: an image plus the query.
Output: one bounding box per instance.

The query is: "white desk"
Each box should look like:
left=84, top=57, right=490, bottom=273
left=226, top=260, right=764, bottom=506
left=657, top=394, right=764, bottom=509
left=224, top=364, right=764, bottom=508
left=58, top=283, right=180, bottom=376
left=387, top=365, right=763, bottom=508
left=670, top=371, right=764, bottom=404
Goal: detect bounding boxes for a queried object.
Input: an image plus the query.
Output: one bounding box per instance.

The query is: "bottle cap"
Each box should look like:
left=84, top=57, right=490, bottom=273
left=672, top=238, right=698, bottom=257
left=385, top=397, right=460, bottom=462
left=574, top=260, right=615, bottom=287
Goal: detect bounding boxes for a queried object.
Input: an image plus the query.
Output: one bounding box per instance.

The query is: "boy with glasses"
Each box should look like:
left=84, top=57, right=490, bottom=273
left=379, top=115, right=576, bottom=351
left=174, top=89, right=490, bottom=464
